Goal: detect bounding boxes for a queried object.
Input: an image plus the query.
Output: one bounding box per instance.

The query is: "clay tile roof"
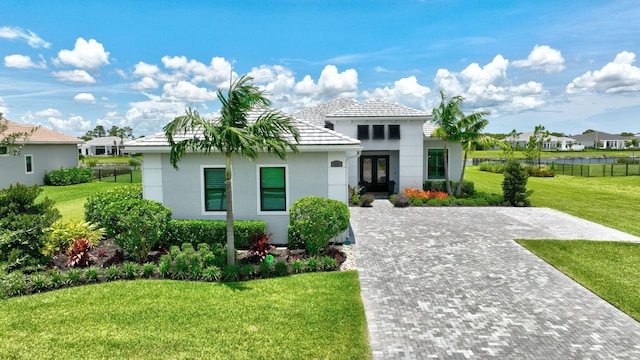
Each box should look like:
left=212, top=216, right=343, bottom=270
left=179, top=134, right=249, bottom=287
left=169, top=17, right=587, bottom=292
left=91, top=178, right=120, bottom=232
left=1, top=119, right=83, bottom=144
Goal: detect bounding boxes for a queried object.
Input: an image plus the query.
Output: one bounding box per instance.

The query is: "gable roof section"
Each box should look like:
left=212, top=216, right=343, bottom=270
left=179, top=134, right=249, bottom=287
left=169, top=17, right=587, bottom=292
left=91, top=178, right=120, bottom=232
left=84, top=136, right=126, bottom=146
left=326, top=98, right=430, bottom=118
left=124, top=108, right=361, bottom=152
left=1, top=119, right=83, bottom=144
left=291, top=98, right=357, bottom=126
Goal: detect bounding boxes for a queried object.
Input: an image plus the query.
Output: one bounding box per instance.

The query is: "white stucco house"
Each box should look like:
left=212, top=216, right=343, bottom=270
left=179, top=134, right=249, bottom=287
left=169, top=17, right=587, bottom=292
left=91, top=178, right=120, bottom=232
left=1, top=120, right=83, bottom=190
left=124, top=98, right=463, bottom=244
left=78, top=136, right=127, bottom=156
left=571, top=131, right=632, bottom=150
left=504, top=131, right=584, bottom=151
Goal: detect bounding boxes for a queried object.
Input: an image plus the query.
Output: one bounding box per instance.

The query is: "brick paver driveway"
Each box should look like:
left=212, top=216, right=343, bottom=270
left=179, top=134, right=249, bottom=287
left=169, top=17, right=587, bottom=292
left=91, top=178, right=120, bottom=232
left=350, top=202, right=640, bottom=359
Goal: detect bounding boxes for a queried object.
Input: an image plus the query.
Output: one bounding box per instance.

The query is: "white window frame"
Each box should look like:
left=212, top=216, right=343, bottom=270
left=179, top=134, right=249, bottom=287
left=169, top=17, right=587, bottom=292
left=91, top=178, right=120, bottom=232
left=256, top=164, right=289, bottom=215
left=25, top=154, right=33, bottom=174
left=201, top=165, right=230, bottom=215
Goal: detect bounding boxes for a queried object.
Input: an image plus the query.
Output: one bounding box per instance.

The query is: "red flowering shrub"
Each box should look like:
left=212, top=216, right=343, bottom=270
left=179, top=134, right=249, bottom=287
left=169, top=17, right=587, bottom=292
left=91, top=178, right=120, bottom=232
left=402, top=188, right=448, bottom=201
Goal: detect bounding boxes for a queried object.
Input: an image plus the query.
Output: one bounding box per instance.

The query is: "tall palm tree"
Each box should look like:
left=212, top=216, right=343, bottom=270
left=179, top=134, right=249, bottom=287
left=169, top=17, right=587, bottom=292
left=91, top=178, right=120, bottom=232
left=432, top=91, right=464, bottom=196
left=163, top=74, right=300, bottom=264
left=455, top=111, right=491, bottom=196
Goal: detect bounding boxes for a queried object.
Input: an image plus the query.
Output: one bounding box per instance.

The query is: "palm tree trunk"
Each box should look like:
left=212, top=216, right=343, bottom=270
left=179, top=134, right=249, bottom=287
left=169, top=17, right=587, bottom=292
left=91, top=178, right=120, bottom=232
left=455, top=146, right=469, bottom=197
left=225, top=154, right=235, bottom=265
left=443, top=143, right=452, bottom=196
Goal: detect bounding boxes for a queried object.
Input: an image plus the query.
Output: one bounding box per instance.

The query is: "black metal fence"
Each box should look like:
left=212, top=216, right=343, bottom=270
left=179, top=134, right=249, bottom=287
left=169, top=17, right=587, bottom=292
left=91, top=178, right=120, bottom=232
left=92, top=166, right=135, bottom=182
left=474, top=157, right=640, bottom=177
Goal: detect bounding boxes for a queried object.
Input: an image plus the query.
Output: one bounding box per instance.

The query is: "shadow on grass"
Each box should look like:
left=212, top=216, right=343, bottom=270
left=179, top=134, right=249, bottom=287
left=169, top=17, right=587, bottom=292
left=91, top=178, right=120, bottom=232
left=221, top=282, right=253, bottom=291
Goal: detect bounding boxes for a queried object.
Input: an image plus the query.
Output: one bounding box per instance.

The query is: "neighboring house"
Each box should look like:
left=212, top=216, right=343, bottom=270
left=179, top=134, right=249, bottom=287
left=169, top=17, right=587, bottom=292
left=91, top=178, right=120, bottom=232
left=0, top=120, right=83, bottom=190
left=504, top=132, right=584, bottom=151
left=78, top=136, right=126, bottom=156
left=124, top=98, right=464, bottom=244
left=571, top=131, right=632, bottom=149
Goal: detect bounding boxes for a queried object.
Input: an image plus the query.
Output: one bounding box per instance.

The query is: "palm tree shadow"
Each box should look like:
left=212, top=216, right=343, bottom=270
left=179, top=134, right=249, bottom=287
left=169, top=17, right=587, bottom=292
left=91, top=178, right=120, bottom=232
left=221, top=281, right=252, bottom=291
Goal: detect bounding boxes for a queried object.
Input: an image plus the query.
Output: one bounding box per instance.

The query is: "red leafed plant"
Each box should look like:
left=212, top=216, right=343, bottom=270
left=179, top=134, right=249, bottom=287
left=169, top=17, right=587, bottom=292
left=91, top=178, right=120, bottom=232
left=249, top=231, right=274, bottom=263
left=403, top=188, right=448, bottom=200
left=66, top=238, right=96, bottom=267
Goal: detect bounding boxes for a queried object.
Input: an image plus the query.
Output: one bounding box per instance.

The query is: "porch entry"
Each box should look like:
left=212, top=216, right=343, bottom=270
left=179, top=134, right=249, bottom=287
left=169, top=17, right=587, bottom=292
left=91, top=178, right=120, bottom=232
left=360, top=155, right=389, bottom=192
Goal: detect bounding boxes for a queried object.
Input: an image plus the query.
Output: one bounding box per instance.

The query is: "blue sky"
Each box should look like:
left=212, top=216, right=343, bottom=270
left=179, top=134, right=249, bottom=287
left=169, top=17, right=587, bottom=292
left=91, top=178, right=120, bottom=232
left=1, top=0, right=639, bottom=138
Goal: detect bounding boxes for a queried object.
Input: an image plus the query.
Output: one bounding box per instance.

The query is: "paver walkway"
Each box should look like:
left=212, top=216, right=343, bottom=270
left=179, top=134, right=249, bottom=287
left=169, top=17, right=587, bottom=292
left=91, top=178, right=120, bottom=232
left=350, top=202, right=640, bottom=359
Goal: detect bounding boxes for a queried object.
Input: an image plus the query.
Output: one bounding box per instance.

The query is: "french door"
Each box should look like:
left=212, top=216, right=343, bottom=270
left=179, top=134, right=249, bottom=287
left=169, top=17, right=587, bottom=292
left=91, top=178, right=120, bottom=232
left=360, top=155, right=389, bottom=192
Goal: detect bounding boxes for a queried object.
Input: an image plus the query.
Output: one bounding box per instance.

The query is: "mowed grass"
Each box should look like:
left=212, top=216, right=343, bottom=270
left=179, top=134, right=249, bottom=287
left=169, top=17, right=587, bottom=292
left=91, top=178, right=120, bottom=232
left=470, top=149, right=636, bottom=159
left=0, top=272, right=371, bottom=360
left=465, top=166, right=640, bottom=237
left=517, top=240, right=640, bottom=322
left=38, top=171, right=141, bottom=221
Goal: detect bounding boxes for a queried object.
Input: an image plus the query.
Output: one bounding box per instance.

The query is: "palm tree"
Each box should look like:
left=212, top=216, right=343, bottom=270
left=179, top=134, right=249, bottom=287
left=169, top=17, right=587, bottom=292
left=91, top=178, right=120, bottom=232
left=432, top=91, right=464, bottom=196
left=163, top=74, right=300, bottom=264
left=455, top=110, right=491, bottom=196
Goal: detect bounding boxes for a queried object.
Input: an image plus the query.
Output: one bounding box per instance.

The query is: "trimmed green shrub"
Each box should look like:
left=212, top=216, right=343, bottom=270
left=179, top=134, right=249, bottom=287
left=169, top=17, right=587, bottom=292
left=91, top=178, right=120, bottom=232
left=526, top=165, right=556, bottom=177
left=358, top=194, right=374, bottom=207
left=0, top=184, right=60, bottom=271
left=107, top=199, right=172, bottom=263
left=426, top=198, right=442, bottom=206
left=288, top=196, right=350, bottom=255
left=424, top=180, right=475, bottom=196
left=84, top=184, right=142, bottom=226
left=410, top=198, right=423, bottom=206
left=162, top=220, right=266, bottom=250
left=475, top=192, right=504, bottom=206
left=503, top=161, right=533, bottom=206
left=141, top=263, right=155, bottom=278
left=44, top=167, right=93, bottom=186
left=391, top=194, right=410, bottom=207
left=478, top=161, right=506, bottom=173
left=274, top=261, right=289, bottom=277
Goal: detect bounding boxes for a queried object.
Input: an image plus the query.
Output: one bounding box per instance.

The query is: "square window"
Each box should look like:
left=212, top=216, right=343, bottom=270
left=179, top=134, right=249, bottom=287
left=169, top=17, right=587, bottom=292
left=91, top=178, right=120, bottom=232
left=260, top=167, right=286, bottom=211
left=204, top=168, right=226, bottom=211
left=357, top=125, right=369, bottom=140
left=0, top=146, right=7, bottom=155
left=388, top=125, right=400, bottom=139
left=373, top=125, right=385, bottom=140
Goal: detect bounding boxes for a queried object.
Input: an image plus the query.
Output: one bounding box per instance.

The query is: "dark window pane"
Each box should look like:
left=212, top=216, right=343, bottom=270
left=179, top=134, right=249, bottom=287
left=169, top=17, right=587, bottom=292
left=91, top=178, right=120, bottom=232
left=324, top=121, right=334, bottom=130
left=260, top=167, right=286, bottom=211
left=427, top=149, right=445, bottom=179
left=373, top=125, right=385, bottom=140
left=204, top=168, right=226, bottom=211
left=388, top=125, right=400, bottom=139
left=25, top=155, right=33, bottom=173
left=357, top=125, right=369, bottom=140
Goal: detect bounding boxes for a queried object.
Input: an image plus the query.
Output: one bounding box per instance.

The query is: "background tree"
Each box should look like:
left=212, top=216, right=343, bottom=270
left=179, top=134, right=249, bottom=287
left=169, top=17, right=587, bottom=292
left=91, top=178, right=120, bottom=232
left=164, top=74, right=300, bottom=265
left=524, top=125, right=550, bottom=167
left=626, top=138, right=639, bottom=158
left=0, top=113, right=38, bottom=155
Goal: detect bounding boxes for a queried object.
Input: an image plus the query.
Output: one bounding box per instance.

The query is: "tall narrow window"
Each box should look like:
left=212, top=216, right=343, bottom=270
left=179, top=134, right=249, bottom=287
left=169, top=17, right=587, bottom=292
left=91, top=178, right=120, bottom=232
left=388, top=125, right=400, bottom=139
left=357, top=125, right=369, bottom=140
left=0, top=146, right=7, bottom=155
left=260, top=167, right=286, bottom=211
left=204, top=168, right=226, bottom=211
left=427, top=149, right=445, bottom=179
left=373, top=125, right=385, bottom=139
left=25, top=155, right=33, bottom=173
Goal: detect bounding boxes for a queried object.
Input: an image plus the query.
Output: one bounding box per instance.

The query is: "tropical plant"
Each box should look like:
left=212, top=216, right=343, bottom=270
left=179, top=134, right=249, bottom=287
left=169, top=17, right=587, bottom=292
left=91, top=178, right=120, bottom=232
left=66, top=238, right=96, bottom=268
left=163, top=74, right=300, bottom=264
left=43, top=219, right=105, bottom=256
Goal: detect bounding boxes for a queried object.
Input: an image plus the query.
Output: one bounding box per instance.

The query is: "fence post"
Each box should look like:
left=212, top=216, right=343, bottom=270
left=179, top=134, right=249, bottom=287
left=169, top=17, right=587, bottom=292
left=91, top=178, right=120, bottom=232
left=130, top=169, right=133, bottom=183
left=98, top=169, right=102, bottom=181
left=114, top=167, right=117, bottom=182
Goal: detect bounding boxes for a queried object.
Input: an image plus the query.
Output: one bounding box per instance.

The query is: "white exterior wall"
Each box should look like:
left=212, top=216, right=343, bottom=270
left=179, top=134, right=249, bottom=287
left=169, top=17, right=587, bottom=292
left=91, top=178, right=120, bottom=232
left=423, top=138, right=463, bottom=182
left=398, top=122, right=424, bottom=190
left=0, top=144, right=79, bottom=190
left=150, top=151, right=333, bottom=245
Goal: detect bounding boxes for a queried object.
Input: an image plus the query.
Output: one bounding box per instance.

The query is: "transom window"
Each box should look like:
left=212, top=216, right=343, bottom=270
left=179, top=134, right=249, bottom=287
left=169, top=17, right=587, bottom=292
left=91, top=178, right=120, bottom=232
left=259, top=166, right=286, bottom=212
left=372, top=125, right=385, bottom=140
left=388, top=125, right=400, bottom=139
left=204, top=168, right=226, bottom=211
left=357, top=125, right=369, bottom=140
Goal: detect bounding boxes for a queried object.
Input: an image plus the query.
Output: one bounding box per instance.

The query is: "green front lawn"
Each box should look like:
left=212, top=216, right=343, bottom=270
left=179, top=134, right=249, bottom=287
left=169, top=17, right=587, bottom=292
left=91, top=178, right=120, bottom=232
left=470, top=149, right=636, bottom=159
left=517, top=240, right=640, bottom=322
left=0, top=272, right=371, bottom=360
left=465, top=166, right=640, bottom=237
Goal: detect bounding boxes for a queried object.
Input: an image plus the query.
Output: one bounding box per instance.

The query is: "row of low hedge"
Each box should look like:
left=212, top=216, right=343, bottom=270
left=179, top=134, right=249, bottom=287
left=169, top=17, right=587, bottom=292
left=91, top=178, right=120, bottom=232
left=423, top=179, right=475, bottom=196
left=163, top=219, right=267, bottom=250
left=44, top=167, right=93, bottom=186
left=391, top=191, right=503, bottom=207
left=478, top=161, right=556, bottom=177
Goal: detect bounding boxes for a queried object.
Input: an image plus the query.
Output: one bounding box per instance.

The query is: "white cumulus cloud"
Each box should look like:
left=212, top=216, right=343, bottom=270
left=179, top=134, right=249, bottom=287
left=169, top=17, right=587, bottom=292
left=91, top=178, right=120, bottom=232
left=47, top=115, right=92, bottom=136
left=4, top=54, right=47, bottom=69
left=74, top=93, right=96, bottom=103
left=512, top=45, right=565, bottom=73
left=162, top=81, right=217, bottom=102
left=52, top=70, right=96, bottom=83
left=293, top=65, right=358, bottom=99
left=566, top=51, right=640, bottom=94
left=54, top=38, right=110, bottom=71
left=34, top=108, right=62, bottom=117
left=0, top=26, right=51, bottom=48
left=362, top=76, right=431, bottom=109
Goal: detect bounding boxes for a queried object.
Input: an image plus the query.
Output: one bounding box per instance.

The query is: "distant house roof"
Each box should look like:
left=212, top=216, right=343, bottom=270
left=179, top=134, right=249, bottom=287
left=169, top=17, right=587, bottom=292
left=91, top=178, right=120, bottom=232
left=124, top=107, right=361, bottom=152
left=83, top=136, right=126, bottom=146
left=571, top=131, right=632, bottom=142
left=1, top=119, right=83, bottom=144
left=505, top=131, right=576, bottom=142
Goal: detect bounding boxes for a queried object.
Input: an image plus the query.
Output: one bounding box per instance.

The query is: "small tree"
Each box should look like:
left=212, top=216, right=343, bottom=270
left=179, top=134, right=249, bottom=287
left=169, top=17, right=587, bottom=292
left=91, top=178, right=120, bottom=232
left=502, top=161, right=532, bottom=207
left=0, top=113, right=38, bottom=156
left=625, top=139, right=639, bottom=158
